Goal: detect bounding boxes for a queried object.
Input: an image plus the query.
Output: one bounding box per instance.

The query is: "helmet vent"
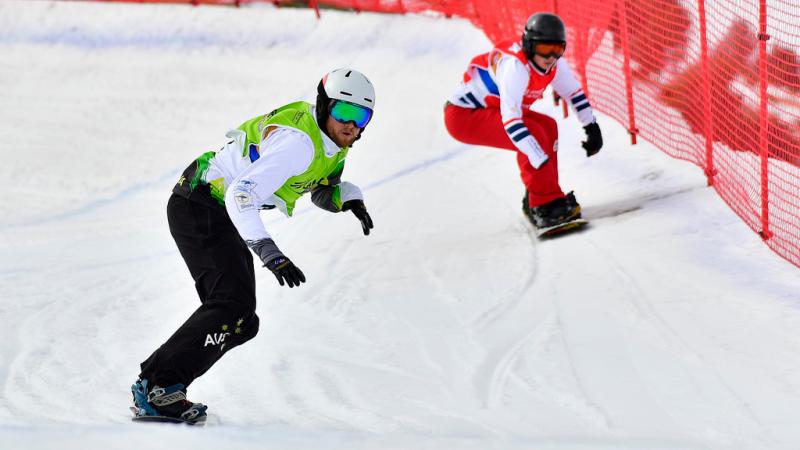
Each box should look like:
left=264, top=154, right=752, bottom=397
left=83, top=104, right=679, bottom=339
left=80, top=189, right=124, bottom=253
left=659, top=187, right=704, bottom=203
left=318, top=67, right=375, bottom=117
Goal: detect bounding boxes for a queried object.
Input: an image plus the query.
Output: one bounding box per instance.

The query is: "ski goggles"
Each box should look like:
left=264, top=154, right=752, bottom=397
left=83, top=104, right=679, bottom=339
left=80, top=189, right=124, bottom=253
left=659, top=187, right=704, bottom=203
left=534, top=41, right=567, bottom=59
left=330, top=100, right=373, bottom=128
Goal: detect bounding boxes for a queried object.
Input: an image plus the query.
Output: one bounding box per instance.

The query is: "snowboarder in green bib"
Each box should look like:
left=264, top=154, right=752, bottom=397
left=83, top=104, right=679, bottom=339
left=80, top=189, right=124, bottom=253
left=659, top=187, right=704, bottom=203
left=131, top=68, right=376, bottom=424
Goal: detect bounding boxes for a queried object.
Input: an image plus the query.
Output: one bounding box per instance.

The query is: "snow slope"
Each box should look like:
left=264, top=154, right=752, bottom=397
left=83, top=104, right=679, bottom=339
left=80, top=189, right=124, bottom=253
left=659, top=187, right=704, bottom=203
left=0, top=2, right=799, bottom=449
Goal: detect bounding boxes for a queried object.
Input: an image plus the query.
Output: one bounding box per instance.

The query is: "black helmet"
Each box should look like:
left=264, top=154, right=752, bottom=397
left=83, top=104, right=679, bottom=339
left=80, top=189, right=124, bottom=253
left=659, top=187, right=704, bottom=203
left=521, top=12, right=566, bottom=61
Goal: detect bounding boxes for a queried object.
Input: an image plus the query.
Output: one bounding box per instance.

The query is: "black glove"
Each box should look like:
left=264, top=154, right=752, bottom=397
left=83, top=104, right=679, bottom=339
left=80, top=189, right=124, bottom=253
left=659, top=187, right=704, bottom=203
left=248, top=238, right=306, bottom=288
left=342, top=199, right=374, bottom=236
left=265, top=256, right=306, bottom=288
left=582, top=122, right=603, bottom=157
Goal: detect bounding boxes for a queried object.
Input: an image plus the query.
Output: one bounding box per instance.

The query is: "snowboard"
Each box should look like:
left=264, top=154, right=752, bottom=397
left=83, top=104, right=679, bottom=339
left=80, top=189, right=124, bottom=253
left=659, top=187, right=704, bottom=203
left=130, top=407, right=207, bottom=426
left=536, top=218, right=589, bottom=239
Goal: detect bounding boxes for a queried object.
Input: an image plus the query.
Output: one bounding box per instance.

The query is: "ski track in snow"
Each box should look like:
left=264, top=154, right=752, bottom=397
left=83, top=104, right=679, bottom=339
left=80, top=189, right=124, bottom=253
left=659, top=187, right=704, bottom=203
left=584, top=234, right=771, bottom=444
left=537, top=219, right=776, bottom=447
left=0, top=168, right=182, bottom=230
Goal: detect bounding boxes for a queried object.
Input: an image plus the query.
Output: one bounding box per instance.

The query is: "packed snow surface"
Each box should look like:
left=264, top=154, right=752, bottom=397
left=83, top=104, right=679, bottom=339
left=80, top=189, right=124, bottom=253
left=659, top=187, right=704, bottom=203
left=1, top=2, right=798, bottom=449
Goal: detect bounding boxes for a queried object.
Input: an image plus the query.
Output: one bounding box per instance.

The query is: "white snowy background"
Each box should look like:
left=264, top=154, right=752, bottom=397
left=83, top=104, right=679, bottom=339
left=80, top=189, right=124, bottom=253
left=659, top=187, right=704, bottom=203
left=1, top=1, right=799, bottom=449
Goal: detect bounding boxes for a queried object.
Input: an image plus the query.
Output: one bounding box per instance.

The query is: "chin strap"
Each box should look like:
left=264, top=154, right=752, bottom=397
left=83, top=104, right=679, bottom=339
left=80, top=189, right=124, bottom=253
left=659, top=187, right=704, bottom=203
left=529, top=58, right=555, bottom=74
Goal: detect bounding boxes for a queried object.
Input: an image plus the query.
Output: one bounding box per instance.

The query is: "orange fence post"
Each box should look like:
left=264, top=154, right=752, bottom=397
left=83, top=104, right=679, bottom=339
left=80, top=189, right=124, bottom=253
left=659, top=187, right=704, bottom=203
left=308, top=0, right=320, bottom=18
left=698, top=0, right=715, bottom=185
left=758, top=0, right=772, bottom=240
left=616, top=0, right=638, bottom=145
left=549, top=0, right=567, bottom=118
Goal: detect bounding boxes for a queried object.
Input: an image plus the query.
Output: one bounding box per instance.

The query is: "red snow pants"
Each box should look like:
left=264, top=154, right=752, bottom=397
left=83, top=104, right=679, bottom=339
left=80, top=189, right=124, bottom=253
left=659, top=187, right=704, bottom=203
left=444, top=103, right=563, bottom=207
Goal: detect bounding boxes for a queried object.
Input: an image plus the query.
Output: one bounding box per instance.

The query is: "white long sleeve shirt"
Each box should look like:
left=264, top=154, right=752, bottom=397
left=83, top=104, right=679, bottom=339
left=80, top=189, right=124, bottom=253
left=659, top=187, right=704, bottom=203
left=449, top=42, right=596, bottom=168
left=222, top=126, right=316, bottom=243
left=200, top=110, right=359, bottom=243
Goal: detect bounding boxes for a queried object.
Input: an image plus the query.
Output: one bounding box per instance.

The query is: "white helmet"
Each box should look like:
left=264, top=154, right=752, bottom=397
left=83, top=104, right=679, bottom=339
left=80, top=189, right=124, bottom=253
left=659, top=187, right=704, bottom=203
left=318, top=67, right=375, bottom=109
left=315, top=68, right=376, bottom=140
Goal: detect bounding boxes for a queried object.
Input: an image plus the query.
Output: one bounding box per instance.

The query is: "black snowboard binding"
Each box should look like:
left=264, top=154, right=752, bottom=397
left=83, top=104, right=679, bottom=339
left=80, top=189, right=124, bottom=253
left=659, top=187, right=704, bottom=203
left=522, top=191, right=582, bottom=229
left=131, top=378, right=207, bottom=425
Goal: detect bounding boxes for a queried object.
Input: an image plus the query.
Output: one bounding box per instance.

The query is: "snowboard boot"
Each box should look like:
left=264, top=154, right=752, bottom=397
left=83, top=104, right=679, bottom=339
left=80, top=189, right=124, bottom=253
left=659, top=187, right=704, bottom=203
left=522, top=191, right=582, bottom=228
left=131, top=378, right=207, bottom=424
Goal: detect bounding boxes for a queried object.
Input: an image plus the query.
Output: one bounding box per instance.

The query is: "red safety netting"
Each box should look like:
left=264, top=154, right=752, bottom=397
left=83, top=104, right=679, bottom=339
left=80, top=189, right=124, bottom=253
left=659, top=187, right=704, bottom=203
left=79, top=0, right=800, bottom=267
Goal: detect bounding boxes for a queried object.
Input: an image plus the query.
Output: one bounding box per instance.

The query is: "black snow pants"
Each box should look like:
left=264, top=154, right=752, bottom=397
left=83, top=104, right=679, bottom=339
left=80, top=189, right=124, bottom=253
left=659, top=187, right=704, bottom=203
left=138, top=192, right=260, bottom=388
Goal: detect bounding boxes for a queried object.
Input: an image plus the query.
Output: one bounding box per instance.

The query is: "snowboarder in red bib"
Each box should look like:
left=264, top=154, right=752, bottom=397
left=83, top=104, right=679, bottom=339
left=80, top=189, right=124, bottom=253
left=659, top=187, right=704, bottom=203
left=444, top=12, right=603, bottom=230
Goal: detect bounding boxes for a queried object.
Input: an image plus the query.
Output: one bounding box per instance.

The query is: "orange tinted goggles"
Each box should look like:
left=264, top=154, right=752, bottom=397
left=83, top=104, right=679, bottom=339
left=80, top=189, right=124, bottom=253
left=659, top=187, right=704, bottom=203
left=534, top=42, right=566, bottom=58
